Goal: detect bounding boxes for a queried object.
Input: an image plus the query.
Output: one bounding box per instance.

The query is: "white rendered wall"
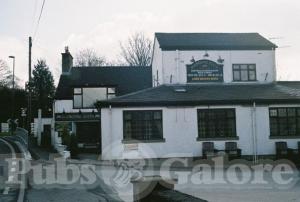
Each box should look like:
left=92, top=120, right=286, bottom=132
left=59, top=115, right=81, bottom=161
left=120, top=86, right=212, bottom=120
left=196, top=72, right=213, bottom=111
left=151, top=38, right=163, bottom=86
left=152, top=41, right=276, bottom=85
left=101, top=105, right=300, bottom=160
left=33, top=118, right=53, bottom=146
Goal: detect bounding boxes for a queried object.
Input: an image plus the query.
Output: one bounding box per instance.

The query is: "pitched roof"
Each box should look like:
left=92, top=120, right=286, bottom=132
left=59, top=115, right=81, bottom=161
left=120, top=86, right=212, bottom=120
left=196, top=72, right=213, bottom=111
left=96, top=82, right=300, bottom=108
left=55, top=66, right=152, bottom=100
left=155, top=33, right=277, bottom=50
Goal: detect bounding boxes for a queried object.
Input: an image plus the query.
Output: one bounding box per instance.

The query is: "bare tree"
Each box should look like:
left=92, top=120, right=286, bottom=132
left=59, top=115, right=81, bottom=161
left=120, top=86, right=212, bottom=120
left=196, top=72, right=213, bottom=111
left=120, top=32, right=153, bottom=66
left=0, top=59, right=22, bottom=88
left=0, top=59, right=12, bottom=87
left=74, top=48, right=107, bottom=66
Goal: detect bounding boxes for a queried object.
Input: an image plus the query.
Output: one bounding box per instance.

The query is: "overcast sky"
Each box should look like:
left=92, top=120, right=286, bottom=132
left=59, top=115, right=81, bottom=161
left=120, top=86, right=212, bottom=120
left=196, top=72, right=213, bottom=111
left=1, top=0, right=300, bottom=86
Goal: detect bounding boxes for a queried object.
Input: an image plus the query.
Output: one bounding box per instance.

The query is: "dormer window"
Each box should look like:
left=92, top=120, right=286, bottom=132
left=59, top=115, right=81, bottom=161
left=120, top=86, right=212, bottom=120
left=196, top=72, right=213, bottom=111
left=73, top=87, right=116, bottom=108
left=233, top=64, right=256, bottom=82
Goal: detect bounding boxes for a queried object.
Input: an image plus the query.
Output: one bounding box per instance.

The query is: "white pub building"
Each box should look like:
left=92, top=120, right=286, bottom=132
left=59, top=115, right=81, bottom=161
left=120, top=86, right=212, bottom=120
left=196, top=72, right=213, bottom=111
left=96, top=33, right=300, bottom=160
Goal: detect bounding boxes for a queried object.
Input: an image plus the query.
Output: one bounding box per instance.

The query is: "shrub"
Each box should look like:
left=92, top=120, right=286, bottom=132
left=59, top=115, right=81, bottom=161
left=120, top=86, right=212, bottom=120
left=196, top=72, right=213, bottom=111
left=69, top=133, right=79, bottom=158
left=61, top=126, right=70, bottom=146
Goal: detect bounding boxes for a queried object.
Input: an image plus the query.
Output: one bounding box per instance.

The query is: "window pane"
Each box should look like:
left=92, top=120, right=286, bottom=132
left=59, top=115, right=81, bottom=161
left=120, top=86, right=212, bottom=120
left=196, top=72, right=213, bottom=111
left=227, top=119, right=236, bottom=136
left=82, top=88, right=107, bottom=108
left=270, top=118, right=278, bottom=136
left=124, top=113, right=132, bottom=120
left=288, top=108, right=296, bottom=117
left=73, top=95, right=82, bottom=108
left=74, top=88, right=82, bottom=94
left=297, top=109, right=300, bottom=116
left=144, top=112, right=151, bottom=120
left=153, top=120, right=163, bottom=138
left=278, top=108, right=287, bottom=117
left=233, top=64, right=256, bottom=81
left=124, top=121, right=132, bottom=138
left=269, top=108, right=300, bottom=137
left=233, top=65, right=240, bottom=70
left=279, top=118, right=288, bottom=136
left=288, top=118, right=296, bottom=135
left=270, top=109, right=277, bottom=117
left=241, top=70, right=248, bottom=81
left=240, top=65, right=248, bottom=70
left=248, top=70, right=256, bottom=81
left=209, top=111, right=216, bottom=119
left=154, top=111, right=162, bottom=120
left=297, top=118, right=300, bottom=133
left=199, top=121, right=206, bottom=137
left=123, top=111, right=163, bottom=141
left=233, top=71, right=240, bottom=81
left=208, top=121, right=216, bottom=137
left=108, top=88, right=115, bottom=94
left=198, top=111, right=206, bottom=119
left=198, top=109, right=236, bottom=139
left=227, top=110, right=235, bottom=118
left=248, top=65, right=256, bottom=70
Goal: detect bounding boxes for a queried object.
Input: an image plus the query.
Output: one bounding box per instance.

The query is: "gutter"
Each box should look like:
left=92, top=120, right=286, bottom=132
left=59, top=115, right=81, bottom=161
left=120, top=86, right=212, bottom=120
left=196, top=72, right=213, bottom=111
left=96, top=99, right=300, bottom=108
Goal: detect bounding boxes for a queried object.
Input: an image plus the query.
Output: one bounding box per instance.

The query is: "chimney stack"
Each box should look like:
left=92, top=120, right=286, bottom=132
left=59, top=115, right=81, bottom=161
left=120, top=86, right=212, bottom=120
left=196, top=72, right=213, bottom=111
left=61, top=46, right=73, bottom=75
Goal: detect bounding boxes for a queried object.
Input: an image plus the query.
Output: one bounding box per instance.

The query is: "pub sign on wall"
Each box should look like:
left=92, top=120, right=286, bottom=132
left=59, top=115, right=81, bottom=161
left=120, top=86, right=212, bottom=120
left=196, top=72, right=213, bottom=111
left=186, top=59, right=224, bottom=82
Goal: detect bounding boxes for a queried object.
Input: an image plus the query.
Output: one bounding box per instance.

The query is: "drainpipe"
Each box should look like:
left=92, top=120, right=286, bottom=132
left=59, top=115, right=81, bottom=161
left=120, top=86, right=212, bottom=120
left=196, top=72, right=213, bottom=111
left=251, top=102, right=258, bottom=163
left=108, top=105, right=112, bottom=159
left=176, top=50, right=179, bottom=83
left=162, top=51, right=165, bottom=84
left=37, top=109, right=42, bottom=146
left=254, top=102, right=258, bottom=162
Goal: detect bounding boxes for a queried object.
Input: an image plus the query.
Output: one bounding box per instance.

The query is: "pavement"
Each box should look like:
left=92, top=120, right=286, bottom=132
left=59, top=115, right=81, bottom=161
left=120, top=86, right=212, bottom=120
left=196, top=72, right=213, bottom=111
left=25, top=147, right=124, bottom=201
left=7, top=142, right=300, bottom=202
left=0, top=136, right=27, bottom=202
left=28, top=145, right=58, bottom=160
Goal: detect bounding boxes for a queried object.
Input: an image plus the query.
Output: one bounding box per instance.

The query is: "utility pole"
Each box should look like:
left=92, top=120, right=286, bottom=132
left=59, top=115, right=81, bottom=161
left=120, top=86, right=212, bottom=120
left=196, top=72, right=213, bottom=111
left=27, top=36, right=32, bottom=133
left=8, top=56, right=15, bottom=118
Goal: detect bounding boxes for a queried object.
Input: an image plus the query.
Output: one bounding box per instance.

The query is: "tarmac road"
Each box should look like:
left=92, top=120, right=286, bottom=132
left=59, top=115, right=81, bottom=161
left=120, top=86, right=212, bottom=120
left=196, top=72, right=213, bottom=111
left=0, top=137, right=26, bottom=202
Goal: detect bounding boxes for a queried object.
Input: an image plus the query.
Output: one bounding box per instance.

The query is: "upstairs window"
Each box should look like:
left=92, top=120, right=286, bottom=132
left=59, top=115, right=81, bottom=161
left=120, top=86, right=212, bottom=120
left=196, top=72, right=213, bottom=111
left=233, top=64, right=256, bottom=81
left=73, top=88, right=82, bottom=108
left=269, top=108, right=300, bottom=137
left=123, top=110, right=163, bottom=141
left=73, top=87, right=116, bottom=108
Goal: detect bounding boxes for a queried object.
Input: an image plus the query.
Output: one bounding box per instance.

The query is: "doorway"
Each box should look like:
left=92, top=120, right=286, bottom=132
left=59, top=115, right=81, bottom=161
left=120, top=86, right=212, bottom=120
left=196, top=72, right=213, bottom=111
left=76, top=122, right=101, bottom=153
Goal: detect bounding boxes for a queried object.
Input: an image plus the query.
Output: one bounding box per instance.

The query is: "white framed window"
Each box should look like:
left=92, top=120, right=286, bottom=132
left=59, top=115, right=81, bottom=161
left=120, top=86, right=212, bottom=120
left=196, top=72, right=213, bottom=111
left=233, top=64, right=256, bottom=81
left=73, top=87, right=116, bottom=108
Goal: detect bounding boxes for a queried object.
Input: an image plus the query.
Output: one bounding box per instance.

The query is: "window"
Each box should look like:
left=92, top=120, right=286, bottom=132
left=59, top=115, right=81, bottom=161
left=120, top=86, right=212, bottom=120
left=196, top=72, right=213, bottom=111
left=233, top=64, right=256, bottom=81
left=123, top=110, right=163, bottom=141
left=73, top=87, right=116, bottom=108
left=82, top=88, right=107, bottom=108
left=269, top=108, right=300, bottom=137
left=73, top=88, right=82, bottom=108
left=197, top=109, right=237, bottom=139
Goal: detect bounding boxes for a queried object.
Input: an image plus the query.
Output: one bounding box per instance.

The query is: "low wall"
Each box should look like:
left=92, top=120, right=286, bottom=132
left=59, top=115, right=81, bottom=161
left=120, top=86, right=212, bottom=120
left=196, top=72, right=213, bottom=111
left=15, top=127, right=29, bottom=149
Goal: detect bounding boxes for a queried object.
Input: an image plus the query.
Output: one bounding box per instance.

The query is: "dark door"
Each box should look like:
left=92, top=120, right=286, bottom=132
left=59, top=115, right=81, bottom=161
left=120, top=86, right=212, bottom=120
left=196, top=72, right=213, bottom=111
left=76, top=122, right=101, bottom=152
left=42, top=125, right=51, bottom=148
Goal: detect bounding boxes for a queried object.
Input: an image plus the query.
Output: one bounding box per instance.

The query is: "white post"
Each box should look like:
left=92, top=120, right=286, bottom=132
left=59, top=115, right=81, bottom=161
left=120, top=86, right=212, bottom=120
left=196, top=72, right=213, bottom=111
left=37, top=109, right=42, bottom=146
left=51, top=102, right=55, bottom=146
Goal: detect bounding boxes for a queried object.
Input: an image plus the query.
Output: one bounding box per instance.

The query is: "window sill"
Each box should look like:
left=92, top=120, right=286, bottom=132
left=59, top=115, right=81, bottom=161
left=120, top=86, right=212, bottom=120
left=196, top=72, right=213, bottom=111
left=232, top=80, right=258, bottom=82
left=122, top=139, right=166, bottom=144
left=270, top=136, right=300, bottom=139
left=73, top=107, right=97, bottom=109
left=197, top=137, right=239, bottom=141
